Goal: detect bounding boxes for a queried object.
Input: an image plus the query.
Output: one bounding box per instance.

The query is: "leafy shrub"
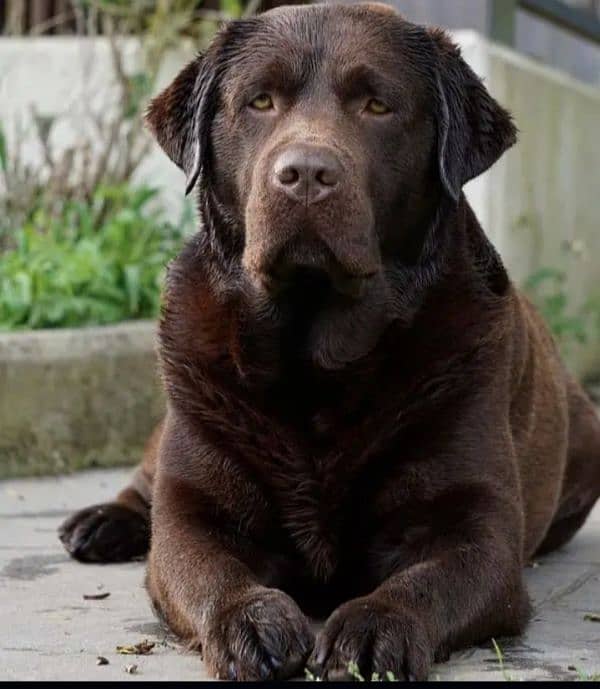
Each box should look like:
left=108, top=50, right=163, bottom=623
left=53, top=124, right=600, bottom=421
left=524, top=267, right=589, bottom=346
left=0, top=185, right=191, bottom=330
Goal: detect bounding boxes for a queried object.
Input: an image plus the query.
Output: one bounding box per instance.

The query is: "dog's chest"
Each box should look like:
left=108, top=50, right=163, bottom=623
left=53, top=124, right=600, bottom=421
left=236, top=403, right=400, bottom=583
left=194, top=357, right=413, bottom=581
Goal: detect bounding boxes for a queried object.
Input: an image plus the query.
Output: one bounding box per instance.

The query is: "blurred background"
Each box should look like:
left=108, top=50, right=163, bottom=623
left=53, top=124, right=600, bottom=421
left=1, top=0, right=599, bottom=479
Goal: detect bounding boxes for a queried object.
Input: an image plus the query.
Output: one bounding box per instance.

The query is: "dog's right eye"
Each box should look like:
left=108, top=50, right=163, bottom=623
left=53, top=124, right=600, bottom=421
left=365, top=98, right=391, bottom=115
left=249, top=94, right=274, bottom=111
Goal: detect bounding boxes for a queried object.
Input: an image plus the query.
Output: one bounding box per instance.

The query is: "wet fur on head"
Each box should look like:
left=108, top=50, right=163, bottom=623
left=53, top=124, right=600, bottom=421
left=146, top=9, right=517, bottom=203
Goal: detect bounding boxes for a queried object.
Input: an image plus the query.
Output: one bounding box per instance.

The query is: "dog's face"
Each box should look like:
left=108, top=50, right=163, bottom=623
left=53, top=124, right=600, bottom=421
left=214, top=5, right=445, bottom=298
left=147, top=3, right=516, bottom=364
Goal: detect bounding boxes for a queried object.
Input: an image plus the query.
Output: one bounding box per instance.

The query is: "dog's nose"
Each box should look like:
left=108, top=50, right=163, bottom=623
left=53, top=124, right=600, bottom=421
left=272, top=145, right=342, bottom=204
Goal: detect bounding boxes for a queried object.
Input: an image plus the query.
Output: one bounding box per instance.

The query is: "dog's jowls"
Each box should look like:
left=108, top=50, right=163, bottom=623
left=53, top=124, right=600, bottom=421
left=59, top=3, right=600, bottom=680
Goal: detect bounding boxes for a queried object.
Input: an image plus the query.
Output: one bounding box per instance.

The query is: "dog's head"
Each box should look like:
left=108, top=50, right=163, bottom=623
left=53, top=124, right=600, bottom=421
left=147, top=3, right=515, bottom=365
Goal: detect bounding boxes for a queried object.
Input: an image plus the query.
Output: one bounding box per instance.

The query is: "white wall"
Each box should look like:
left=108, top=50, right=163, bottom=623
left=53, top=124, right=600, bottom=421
left=0, top=37, right=192, bottom=216
left=1, top=33, right=599, bottom=376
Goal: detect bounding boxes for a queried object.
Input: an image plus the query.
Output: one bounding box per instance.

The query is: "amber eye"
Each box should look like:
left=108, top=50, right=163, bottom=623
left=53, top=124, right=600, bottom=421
left=250, top=93, right=274, bottom=111
left=365, top=98, right=390, bottom=115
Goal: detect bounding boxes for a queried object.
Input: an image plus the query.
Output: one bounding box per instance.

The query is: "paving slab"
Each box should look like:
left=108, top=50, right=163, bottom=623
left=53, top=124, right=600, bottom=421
left=1, top=469, right=599, bottom=681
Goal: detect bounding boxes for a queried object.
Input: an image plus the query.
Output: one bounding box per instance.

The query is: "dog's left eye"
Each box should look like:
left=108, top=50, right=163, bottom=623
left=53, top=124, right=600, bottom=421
left=249, top=94, right=274, bottom=111
left=365, top=99, right=390, bottom=115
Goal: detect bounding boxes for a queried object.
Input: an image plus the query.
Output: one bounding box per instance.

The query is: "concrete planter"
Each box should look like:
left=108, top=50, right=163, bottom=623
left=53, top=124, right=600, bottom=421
left=0, top=321, right=164, bottom=479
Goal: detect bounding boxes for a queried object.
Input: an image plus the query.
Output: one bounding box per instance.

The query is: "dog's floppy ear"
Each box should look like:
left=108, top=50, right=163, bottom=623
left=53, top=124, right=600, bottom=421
left=429, top=28, right=517, bottom=201
left=145, top=53, right=217, bottom=195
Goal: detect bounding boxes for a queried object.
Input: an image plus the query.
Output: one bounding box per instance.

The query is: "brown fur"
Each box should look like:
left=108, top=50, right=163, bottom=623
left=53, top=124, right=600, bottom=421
left=59, top=4, right=600, bottom=681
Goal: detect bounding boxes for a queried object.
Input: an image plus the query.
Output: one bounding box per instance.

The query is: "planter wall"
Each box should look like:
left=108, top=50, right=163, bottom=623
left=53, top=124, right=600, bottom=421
left=0, top=321, right=164, bottom=478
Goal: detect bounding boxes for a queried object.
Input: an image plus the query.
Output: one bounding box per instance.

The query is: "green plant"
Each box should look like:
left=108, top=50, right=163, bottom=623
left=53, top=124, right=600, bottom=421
left=304, top=663, right=399, bottom=682
left=491, top=638, right=514, bottom=681
left=0, top=184, right=191, bottom=330
left=524, top=267, right=590, bottom=349
left=0, top=1, right=246, bottom=249
left=573, top=668, right=600, bottom=682
left=0, top=1, right=264, bottom=332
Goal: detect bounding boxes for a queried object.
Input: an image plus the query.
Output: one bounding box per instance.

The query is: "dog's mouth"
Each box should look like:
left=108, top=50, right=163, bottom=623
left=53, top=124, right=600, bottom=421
left=260, top=239, right=378, bottom=300
left=266, top=261, right=376, bottom=300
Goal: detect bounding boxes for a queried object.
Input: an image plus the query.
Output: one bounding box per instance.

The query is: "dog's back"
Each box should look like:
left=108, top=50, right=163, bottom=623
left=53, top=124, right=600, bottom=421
left=507, top=292, right=600, bottom=556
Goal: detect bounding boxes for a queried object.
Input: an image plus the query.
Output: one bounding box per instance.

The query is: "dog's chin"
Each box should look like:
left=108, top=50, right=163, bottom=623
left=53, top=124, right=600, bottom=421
left=263, top=264, right=375, bottom=301
left=325, top=266, right=376, bottom=300
left=243, top=211, right=380, bottom=301
left=248, top=239, right=379, bottom=301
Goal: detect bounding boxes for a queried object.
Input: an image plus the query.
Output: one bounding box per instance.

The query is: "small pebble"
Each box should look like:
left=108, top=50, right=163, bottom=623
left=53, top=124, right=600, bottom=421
left=96, top=657, right=109, bottom=666
left=125, top=664, right=138, bottom=675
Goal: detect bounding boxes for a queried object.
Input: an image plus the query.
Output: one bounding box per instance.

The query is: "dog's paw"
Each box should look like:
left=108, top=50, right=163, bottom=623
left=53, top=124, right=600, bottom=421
left=204, top=588, right=314, bottom=680
left=58, top=503, right=149, bottom=563
left=307, top=596, right=434, bottom=681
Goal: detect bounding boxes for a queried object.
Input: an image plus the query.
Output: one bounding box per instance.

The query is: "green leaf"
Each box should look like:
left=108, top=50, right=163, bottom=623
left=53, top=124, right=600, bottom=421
left=524, top=266, right=565, bottom=291
left=0, top=121, right=7, bottom=173
left=124, top=71, right=153, bottom=119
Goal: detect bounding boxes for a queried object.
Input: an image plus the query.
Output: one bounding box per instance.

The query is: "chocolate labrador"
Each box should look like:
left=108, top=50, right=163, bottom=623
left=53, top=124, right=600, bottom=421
left=59, top=3, right=600, bottom=680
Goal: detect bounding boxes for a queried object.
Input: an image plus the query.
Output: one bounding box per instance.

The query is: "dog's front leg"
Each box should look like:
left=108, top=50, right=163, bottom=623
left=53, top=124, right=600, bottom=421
left=147, top=417, right=313, bottom=681
left=310, top=484, right=530, bottom=681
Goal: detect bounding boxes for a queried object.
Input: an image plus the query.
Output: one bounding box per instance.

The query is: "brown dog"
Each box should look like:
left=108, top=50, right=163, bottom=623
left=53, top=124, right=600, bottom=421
left=59, top=3, right=600, bottom=681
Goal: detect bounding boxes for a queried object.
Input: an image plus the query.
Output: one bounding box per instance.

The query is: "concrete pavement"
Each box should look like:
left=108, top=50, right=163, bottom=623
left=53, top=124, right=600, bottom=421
left=1, top=469, right=599, bottom=681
